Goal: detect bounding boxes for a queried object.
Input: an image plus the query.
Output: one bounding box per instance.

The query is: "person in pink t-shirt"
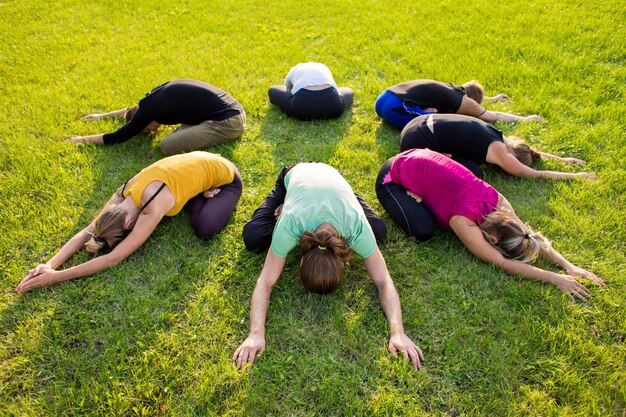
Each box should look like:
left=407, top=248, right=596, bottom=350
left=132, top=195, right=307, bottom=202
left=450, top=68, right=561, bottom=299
left=375, top=149, right=604, bottom=301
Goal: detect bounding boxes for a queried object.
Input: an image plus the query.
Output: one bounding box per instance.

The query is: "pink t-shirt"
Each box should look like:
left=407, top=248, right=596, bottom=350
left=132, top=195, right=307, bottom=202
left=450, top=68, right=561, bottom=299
left=384, top=149, right=499, bottom=229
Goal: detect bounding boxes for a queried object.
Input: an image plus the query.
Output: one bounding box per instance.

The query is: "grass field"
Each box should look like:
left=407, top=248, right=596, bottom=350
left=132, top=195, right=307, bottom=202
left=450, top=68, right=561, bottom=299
left=1, top=0, right=625, bottom=415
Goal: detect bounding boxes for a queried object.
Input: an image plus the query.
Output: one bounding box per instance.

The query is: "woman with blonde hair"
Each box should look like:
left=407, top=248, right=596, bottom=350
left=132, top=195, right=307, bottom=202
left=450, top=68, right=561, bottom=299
left=400, top=114, right=596, bottom=180
left=17, top=152, right=242, bottom=292
left=234, top=163, right=423, bottom=370
left=376, top=149, right=603, bottom=301
left=375, top=79, right=542, bottom=130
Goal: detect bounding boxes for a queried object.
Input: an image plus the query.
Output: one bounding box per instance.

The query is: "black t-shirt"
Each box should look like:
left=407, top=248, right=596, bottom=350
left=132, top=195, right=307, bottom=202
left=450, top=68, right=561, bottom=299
left=400, top=114, right=504, bottom=164
left=103, top=79, right=243, bottom=145
left=387, top=79, right=466, bottom=114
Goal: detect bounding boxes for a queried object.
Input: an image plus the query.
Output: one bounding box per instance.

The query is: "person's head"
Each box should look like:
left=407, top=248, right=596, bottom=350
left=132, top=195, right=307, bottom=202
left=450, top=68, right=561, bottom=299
left=462, top=80, right=485, bottom=104
left=479, top=208, right=550, bottom=262
left=124, top=106, right=160, bottom=132
left=299, top=224, right=351, bottom=294
left=84, top=205, right=131, bottom=254
left=504, top=136, right=542, bottom=166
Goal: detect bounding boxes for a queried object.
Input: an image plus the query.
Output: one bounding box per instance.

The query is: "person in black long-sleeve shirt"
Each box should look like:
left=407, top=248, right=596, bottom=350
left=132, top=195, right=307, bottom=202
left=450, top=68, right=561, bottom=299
left=69, top=79, right=246, bottom=155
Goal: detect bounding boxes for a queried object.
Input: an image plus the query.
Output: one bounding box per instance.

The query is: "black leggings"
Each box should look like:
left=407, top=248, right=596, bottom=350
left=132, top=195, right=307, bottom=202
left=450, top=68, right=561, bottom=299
left=399, top=130, right=485, bottom=179
left=188, top=167, right=243, bottom=240
left=375, top=157, right=435, bottom=241
left=268, top=86, right=353, bottom=121
left=243, top=166, right=387, bottom=254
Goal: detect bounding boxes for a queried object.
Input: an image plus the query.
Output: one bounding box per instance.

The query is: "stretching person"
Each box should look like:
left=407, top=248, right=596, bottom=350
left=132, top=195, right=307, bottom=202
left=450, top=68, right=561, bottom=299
left=375, top=149, right=603, bottom=301
left=400, top=114, right=597, bottom=180
left=268, top=62, right=354, bottom=120
left=17, top=152, right=242, bottom=292
left=234, top=163, right=423, bottom=370
left=69, top=79, right=245, bottom=155
left=376, top=79, right=542, bottom=130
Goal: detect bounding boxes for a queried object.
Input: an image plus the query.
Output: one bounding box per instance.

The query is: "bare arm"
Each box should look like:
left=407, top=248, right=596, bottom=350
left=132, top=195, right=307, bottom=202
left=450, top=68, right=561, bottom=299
left=16, top=207, right=162, bottom=292
left=82, top=108, right=128, bottom=121
left=488, top=144, right=597, bottom=180
left=457, top=96, right=542, bottom=123
left=66, top=134, right=105, bottom=144
left=363, top=247, right=424, bottom=369
left=449, top=215, right=596, bottom=301
left=536, top=151, right=586, bottom=165
left=233, top=248, right=286, bottom=369
left=484, top=93, right=509, bottom=103
left=538, top=244, right=604, bottom=286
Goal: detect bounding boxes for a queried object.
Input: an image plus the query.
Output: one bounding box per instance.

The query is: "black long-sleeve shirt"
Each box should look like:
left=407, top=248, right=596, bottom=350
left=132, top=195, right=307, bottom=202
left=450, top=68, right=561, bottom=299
left=103, top=79, right=243, bottom=145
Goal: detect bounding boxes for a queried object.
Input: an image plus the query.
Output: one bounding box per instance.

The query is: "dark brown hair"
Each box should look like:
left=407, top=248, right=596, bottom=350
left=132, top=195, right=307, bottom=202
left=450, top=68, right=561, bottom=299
left=299, top=229, right=351, bottom=294
left=462, top=80, right=485, bottom=104
left=84, top=205, right=128, bottom=254
left=479, top=208, right=550, bottom=262
left=124, top=106, right=138, bottom=124
left=504, top=136, right=542, bottom=166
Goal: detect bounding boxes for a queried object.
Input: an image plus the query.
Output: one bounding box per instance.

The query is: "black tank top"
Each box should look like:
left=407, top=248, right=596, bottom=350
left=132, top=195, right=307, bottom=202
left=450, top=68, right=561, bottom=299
left=400, top=114, right=504, bottom=164
left=387, top=80, right=466, bottom=113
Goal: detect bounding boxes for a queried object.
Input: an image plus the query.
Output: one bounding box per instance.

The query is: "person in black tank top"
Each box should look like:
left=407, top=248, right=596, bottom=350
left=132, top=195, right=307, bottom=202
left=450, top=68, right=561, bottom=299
left=375, top=79, right=543, bottom=130
left=400, top=114, right=597, bottom=181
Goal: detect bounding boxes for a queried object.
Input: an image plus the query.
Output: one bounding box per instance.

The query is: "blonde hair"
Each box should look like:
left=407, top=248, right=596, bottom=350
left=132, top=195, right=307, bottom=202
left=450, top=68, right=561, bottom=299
left=479, top=208, right=550, bottom=262
left=124, top=106, right=138, bottom=124
left=84, top=205, right=128, bottom=254
left=504, top=136, right=542, bottom=166
left=299, top=229, right=351, bottom=294
left=462, top=80, right=485, bottom=104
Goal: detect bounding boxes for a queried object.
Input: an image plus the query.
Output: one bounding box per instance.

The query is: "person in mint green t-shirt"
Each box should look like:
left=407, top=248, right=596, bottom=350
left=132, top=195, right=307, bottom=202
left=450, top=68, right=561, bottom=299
left=234, top=163, right=424, bottom=371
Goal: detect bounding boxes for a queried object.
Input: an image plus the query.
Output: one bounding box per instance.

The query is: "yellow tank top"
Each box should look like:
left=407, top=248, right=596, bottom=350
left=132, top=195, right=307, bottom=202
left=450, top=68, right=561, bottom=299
left=123, top=152, right=235, bottom=216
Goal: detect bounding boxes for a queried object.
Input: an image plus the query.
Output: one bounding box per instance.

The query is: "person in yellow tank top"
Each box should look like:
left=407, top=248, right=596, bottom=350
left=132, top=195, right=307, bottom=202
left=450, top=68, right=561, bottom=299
left=17, top=152, right=242, bottom=292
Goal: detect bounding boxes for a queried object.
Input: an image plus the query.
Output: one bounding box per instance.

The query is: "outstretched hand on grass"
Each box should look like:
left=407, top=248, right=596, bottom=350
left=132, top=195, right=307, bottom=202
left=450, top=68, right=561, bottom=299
left=389, top=333, right=424, bottom=370
left=233, top=334, right=265, bottom=370
left=17, top=265, right=57, bottom=293
left=82, top=113, right=103, bottom=121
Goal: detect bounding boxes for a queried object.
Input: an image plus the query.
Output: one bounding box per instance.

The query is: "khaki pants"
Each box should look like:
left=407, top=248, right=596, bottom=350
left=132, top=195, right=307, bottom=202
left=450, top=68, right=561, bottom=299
left=160, top=111, right=246, bottom=155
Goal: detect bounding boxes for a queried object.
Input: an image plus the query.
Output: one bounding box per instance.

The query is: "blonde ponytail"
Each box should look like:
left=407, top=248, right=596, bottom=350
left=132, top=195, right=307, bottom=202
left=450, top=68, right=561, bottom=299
left=84, top=205, right=128, bottom=254
left=480, top=208, right=550, bottom=262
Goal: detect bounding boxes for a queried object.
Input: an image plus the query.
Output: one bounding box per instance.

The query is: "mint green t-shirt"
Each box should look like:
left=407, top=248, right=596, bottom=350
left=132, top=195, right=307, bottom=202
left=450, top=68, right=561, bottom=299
left=271, top=163, right=377, bottom=259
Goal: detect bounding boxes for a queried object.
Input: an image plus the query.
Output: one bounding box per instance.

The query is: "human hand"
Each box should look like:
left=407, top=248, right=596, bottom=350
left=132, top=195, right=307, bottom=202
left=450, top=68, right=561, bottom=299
left=566, top=266, right=604, bottom=286
left=16, top=268, right=59, bottom=293
left=491, top=93, right=509, bottom=102
left=524, top=115, right=543, bottom=122
left=577, top=172, right=598, bottom=180
left=563, top=157, right=586, bottom=165
left=405, top=190, right=422, bottom=203
left=203, top=188, right=221, bottom=198
left=233, top=334, right=266, bottom=370
left=553, top=275, right=593, bottom=302
left=274, top=204, right=283, bottom=220
left=82, top=114, right=103, bottom=121
left=389, top=333, right=424, bottom=370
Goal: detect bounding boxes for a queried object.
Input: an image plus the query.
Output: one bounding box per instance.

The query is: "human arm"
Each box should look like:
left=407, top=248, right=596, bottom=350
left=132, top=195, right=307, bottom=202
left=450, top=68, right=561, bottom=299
left=233, top=248, right=286, bottom=369
left=16, top=209, right=163, bottom=292
left=66, top=134, right=105, bottom=144
left=536, top=151, right=586, bottom=165
left=363, top=247, right=424, bottom=369
left=488, top=144, right=597, bottom=180
left=457, top=96, right=542, bottom=123
left=449, top=215, right=596, bottom=301
left=82, top=108, right=128, bottom=121
left=485, top=93, right=509, bottom=103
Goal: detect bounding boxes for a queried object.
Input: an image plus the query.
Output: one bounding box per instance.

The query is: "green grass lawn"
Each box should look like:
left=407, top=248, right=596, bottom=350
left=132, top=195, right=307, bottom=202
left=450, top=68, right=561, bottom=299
left=1, top=0, right=625, bottom=415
